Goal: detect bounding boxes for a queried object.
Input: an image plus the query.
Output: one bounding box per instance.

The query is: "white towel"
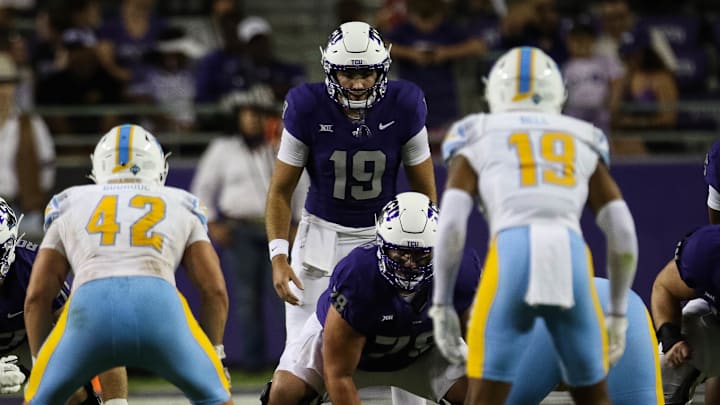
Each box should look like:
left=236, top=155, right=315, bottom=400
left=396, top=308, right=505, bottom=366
left=524, top=223, right=575, bottom=309
left=302, top=222, right=338, bottom=273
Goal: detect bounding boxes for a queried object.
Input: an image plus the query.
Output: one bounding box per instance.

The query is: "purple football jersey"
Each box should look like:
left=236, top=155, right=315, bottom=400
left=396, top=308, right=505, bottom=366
left=704, top=140, right=720, bottom=191
left=283, top=80, right=427, bottom=228
left=316, top=243, right=480, bottom=372
left=0, top=242, right=70, bottom=354
left=675, top=225, right=720, bottom=308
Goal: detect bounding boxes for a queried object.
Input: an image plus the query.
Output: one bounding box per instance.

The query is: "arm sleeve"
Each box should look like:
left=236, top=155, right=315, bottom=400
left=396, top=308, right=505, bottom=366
left=401, top=127, right=431, bottom=166
left=707, top=186, right=720, bottom=211
left=187, top=219, right=211, bottom=246
left=433, top=188, right=474, bottom=305
left=180, top=190, right=211, bottom=240
left=596, top=199, right=638, bottom=315
left=277, top=129, right=309, bottom=167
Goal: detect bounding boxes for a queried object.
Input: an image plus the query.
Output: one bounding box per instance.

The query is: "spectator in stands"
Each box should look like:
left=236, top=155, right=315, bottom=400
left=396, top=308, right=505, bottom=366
left=236, top=16, right=307, bottom=102
left=458, top=0, right=503, bottom=52
left=195, top=16, right=306, bottom=106
left=96, top=0, right=167, bottom=83
left=374, top=0, right=408, bottom=34
left=385, top=0, right=485, bottom=140
left=612, top=28, right=678, bottom=132
left=31, top=0, right=102, bottom=82
left=191, top=85, right=300, bottom=372
left=500, top=0, right=568, bottom=66
left=0, top=52, right=55, bottom=242
left=35, top=29, right=124, bottom=135
left=193, top=15, right=248, bottom=106
left=185, top=0, right=242, bottom=55
left=562, top=18, right=624, bottom=134
left=595, top=0, right=635, bottom=65
left=128, top=26, right=203, bottom=133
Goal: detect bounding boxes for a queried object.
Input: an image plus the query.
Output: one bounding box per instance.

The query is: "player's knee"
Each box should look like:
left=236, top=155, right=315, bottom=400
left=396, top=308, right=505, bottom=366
left=264, top=371, right=319, bottom=405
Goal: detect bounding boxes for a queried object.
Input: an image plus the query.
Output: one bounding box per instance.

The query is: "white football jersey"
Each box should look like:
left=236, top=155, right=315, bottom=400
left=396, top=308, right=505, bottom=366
left=42, top=183, right=210, bottom=290
left=443, top=111, right=610, bottom=236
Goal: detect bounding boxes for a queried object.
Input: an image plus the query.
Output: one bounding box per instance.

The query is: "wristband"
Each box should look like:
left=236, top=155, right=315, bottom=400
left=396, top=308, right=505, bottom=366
left=104, top=400, right=130, bottom=405
left=657, top=322, right=683, bottom=353
left=268, top=239, right=289, bottom=260
left=214, top=344, right=226, bottom=360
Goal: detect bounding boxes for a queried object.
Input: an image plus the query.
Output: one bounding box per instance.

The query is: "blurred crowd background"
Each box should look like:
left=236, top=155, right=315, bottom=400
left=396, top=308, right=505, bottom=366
left=1, top=0, right=719, bottom=371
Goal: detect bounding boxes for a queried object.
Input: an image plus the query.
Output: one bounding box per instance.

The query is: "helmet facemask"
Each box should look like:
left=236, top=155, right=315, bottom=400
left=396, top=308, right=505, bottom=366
left=321, top=22, right=391, bottom=114
left=375, top=192, right=439, bottom=294
left=377, top=238, right=434, bottom=293
left=323, top=62, right=390, bottom=112
left=0, top=199, right=21, bottom=281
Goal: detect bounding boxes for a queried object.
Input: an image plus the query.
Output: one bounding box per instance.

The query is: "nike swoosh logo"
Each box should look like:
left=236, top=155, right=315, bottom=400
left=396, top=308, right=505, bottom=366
left=379, top=121, right=396, bottom=130
left=7, top=311, right=22, bottom=319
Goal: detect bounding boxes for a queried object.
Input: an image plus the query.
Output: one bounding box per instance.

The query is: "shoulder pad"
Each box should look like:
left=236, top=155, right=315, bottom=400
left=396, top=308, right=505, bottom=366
left=43, top=189, right=73, bottom=231
left=442, top=114, right=484, bottom=164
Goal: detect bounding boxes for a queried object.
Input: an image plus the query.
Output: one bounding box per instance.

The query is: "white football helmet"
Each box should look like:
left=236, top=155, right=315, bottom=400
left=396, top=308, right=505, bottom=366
left=0, top=198, right=21, bottom=280
left=90, top=124, right=168, bottom=185
left=376, top=192, right=439, bottom=293
left=321, top=21, right=391, bottom=110
left=485, top=46, right=567, bottom=114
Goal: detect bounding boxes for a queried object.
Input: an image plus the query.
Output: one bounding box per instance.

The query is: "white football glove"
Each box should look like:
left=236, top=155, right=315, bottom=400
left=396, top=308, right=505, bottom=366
left=606, top=314, right=628, bottom=366
left=428, top=304, right=467, bottom=365
left=0, top=355, right=25, bottom=394
left=214, top=345, right=231, bottom=388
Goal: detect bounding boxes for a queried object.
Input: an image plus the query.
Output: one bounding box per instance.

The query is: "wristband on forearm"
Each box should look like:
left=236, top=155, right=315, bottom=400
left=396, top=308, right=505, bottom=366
left=268, top=239, right=289, bottom=260
left=657, top=322, right=683, bottom=353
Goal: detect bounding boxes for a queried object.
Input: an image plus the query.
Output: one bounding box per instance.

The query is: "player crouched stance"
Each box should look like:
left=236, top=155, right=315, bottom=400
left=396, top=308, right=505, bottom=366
left=507, top=277, right=663, bottom=404
left=0, top=198, right=127, bottom=404
left=652, top=225, right=720, bottom=405
left=23, top=124, right=232, bottom=405
left=263, top=192, right=479, bottom=404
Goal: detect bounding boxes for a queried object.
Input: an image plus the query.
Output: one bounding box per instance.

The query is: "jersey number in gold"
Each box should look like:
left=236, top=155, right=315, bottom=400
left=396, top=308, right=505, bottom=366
left=508, top=132, right=576, bottom=187
left=86, top=195, right=166, bottom=252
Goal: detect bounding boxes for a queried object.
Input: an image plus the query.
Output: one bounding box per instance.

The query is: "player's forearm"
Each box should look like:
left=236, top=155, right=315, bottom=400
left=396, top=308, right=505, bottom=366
left=199, top=291, right=229, bottom=345
left=325, top=375, right=361, bottom=405
left=24, top=297, right=56, bottom=357
left=405, top=159, right=437, bottom=202
left=265, top=191, right=294, bottom=241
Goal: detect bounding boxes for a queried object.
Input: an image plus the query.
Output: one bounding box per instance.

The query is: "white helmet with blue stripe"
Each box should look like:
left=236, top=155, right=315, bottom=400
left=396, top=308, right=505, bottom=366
left=485, top=46, right=567, bottom=114
left=90, top=124, right=169, bottom=185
